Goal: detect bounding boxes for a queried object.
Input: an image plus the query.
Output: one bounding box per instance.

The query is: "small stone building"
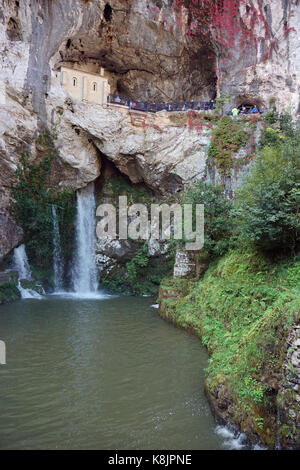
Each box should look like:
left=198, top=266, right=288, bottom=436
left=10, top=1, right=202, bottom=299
left=56, top=66, right=110, bottom=105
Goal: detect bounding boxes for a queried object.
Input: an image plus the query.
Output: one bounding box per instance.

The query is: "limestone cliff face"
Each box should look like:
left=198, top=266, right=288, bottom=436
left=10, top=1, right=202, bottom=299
left=0, top=0, right=299, bottom=260
left=220, top=0, right=300, bottom=115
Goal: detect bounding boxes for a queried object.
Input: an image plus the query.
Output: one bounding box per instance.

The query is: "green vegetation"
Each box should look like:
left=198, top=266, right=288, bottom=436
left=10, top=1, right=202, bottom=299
left=181, top=182, right=233, bottom=257
left=160, top=250, right=300, bottom=446
left=101, top=244, right=175, bottom=296
left=185, top=116, right=299, bottom=256
left=10, top=130, right=76, bottom=287
left=234, top=143, right=299, bottom=252
left=264, top=110, right=279, bottom=125
left=0, top=281, right=20, bottom=304
left=208, top=116, right=248, bottom=173
left=159, top=114, right=300, bottom=447
left=19, top=279, right=44, bottom=295
left=126, top=244, right=175, bottom=296
left=100, top=174, right=152, bottom=206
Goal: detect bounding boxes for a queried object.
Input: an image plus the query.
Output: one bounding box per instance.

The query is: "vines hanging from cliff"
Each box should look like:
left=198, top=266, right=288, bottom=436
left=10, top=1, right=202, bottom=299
left=149, top=1, right=296, bottom=67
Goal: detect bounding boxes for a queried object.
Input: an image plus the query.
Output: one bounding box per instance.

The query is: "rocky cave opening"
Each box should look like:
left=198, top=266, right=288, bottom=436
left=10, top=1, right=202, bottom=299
left=103, top=3, right=113, bottom=22
left=237, top=96, right=265, bottom=112
left=52, top=4, right=218, bottom=104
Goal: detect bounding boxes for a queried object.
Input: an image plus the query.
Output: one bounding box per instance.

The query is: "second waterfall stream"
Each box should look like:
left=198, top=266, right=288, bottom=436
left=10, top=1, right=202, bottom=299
left=52, top=205, right=64, bottom=292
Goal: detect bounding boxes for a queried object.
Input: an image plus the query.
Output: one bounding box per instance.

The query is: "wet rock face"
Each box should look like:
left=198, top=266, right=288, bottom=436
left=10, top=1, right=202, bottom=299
left=0, top=214, right=22, bottom=263
left=277, top=325, right=300, bottom=449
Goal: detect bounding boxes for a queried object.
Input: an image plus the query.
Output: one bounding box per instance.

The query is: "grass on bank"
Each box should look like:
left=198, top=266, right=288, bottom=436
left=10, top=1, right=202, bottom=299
left=160, top=249, right=300, bottom=445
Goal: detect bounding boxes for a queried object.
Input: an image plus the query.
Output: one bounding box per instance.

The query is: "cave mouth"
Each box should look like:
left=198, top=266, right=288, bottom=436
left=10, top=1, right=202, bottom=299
left=238, top=103, right=256, bottom=111
left=104, top=3, right=112, bottom=22
left=54, top=9, right=217, bottom=103
left=237, top=95, right=264, bottom=111
left=237, top=101, right=264, bottom=114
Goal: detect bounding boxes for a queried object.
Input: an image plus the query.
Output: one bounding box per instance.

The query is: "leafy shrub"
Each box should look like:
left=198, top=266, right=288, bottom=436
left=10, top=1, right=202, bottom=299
left=126, top=244, right=150, bottom=284
left=279, top=113, right=295, bottom=137
left=0, top=281, right=20, bottom=304
left=181, top=182, right=234, bottom=256
left=101, top=243, right=175, bottom=296
left=259, top=127, right=283, bottom=147
left=126, top=244, right=175, bottom=295
left=160, top=248, right=300, bottom=446
left=209, top=116, right=248, bottom=173
left=264, top=110, right=279, bottom=125
left=234, top=136, right=300, bottom=252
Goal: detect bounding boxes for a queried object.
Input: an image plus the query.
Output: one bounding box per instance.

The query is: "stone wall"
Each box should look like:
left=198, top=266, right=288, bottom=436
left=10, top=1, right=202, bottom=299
left=56, top=66, right=110, bottom=104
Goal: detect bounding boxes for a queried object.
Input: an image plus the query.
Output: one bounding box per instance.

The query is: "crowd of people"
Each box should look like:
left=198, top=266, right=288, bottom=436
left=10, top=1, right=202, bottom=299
left=229, top=105, right=264, bottom=116
left=108, top=94, right=265, bottom=117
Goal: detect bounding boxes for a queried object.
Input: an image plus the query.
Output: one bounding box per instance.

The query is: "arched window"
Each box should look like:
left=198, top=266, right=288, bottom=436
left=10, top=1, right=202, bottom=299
left=72, top=77, right=77, bottom=87
left=92, top=82, right=97, bottom=92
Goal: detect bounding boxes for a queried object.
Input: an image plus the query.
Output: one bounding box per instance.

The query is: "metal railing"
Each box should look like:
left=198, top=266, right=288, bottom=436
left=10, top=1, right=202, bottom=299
left=107, top=94, right=266, bottom=116
left=107, top=94, right=216, bottom=113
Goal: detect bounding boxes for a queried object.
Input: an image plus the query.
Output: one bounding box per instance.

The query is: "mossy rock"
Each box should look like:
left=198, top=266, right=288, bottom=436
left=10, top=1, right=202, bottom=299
left=20, top=279, right=44, bottom=295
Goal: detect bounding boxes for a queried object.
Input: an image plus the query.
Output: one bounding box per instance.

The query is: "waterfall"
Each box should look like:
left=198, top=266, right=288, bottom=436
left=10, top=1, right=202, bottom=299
left=52, top=205, right=64, bottom=292
left=72, top=183, right=99, bottom=295
left=275, top=406, right=281, bottom=450
left=13, top=244, right=32, bottom=280
left=13, top=244, right=42, bottom=299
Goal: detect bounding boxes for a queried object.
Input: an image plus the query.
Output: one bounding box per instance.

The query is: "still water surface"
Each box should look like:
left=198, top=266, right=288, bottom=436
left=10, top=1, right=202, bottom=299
left=0, top=296, right=231, bottom=450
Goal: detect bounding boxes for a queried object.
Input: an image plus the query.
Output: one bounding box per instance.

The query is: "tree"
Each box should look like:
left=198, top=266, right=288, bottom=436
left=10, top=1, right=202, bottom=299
left=233, top=133, right=300, bottom=252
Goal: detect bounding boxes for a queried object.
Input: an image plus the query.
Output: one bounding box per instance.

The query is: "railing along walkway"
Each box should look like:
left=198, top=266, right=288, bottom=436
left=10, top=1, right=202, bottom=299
left=107, top=94, right=216, bottom=113
left=107, top=94, right=267, bottom=117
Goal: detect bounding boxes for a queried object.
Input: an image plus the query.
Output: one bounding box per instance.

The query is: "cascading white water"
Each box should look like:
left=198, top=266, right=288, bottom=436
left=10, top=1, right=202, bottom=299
left=13, top=244, right=32, bottom=280
left=72, top=183, right=99, bottom=295
left=13, top=244, right=42, bottom=299
left=52, top=205, right=64, bottom=292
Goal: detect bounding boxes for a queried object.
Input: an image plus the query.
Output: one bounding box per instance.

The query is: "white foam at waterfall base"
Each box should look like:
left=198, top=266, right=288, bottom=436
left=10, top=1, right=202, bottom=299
left=215, top=425, right=247, bottom=450
left=12, top=244, right=43, bottom=299
left=215, top=424, right=267, bottom=450
left=17, top=285, right=43, bottom=300
left=71, top=183, right=101, bottom=298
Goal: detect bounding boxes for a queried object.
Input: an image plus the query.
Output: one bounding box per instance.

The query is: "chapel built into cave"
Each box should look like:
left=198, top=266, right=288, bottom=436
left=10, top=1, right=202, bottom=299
left=53, top=66, right=111, bottom=105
